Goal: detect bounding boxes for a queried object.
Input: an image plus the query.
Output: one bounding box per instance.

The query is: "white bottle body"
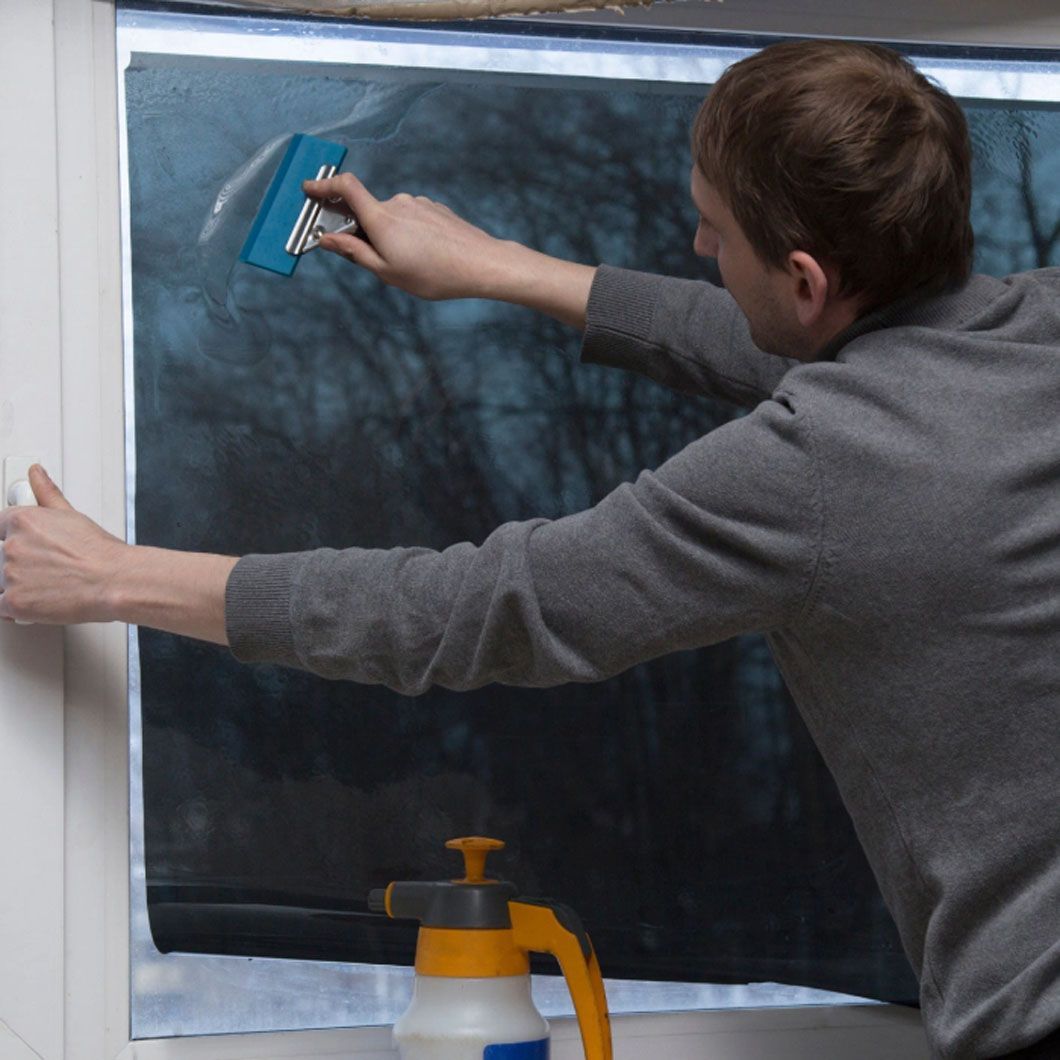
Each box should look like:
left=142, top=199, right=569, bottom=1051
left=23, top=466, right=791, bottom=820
left=393, top=973, right=550, bottom=1060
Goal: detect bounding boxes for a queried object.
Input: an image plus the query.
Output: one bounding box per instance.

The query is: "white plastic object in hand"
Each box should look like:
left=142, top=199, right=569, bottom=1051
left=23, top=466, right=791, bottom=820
left=7, top=480, right=36, bottom=508
left=3, top=456, right=41, bottom=509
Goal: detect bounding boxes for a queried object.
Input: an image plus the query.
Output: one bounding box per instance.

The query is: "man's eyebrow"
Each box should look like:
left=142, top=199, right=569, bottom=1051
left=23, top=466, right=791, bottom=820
left=690, top=181, right=718, bottom=226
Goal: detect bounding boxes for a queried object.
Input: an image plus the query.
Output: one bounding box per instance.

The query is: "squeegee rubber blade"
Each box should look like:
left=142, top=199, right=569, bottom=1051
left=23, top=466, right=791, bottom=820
left=239, top=133, right=349, bottom=276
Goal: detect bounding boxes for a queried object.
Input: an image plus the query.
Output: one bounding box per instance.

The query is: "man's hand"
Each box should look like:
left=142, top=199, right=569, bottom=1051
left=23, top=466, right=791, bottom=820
left=303, top=173, right=597, bottom=329
left=0, top=465, right=127, bottom=625
left=0, top=465, right=237, bottom=644
left=304, top=173, right=510, bottom=301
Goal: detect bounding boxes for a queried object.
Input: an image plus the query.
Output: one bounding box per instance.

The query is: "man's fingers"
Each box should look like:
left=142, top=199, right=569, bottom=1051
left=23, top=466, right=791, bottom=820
left=0, top=539, right=17, bottom=622
left=319, top=231, right=387, bottom=272
left=303, top=171, right=379, bottom=223
left=28, top=465, right=73, bottom=511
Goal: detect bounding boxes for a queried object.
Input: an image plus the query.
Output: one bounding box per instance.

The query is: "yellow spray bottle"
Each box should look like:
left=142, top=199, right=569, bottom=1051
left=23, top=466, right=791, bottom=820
left=368, top=836, right=613, bottom=1060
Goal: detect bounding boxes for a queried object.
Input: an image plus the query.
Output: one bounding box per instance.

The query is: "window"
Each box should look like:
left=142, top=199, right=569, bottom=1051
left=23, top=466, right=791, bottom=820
left=119, top=4, right=1060, bottom=1038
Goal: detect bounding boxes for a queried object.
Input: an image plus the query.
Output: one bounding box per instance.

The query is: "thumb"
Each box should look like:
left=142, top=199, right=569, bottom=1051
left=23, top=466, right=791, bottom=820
left=29, top=465, right=73, bottom=511
left=303, top=171, right=380, bottom=227
left=319, top=230, right=387, bottom=273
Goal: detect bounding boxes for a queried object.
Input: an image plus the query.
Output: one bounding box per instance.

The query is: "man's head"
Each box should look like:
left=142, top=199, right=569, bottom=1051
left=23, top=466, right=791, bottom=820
left=690, top=40, right=974, bottom=358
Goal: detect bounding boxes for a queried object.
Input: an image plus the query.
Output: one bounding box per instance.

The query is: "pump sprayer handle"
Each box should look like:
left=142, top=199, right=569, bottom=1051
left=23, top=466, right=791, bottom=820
left=509, top=899, right=612, bottom=1060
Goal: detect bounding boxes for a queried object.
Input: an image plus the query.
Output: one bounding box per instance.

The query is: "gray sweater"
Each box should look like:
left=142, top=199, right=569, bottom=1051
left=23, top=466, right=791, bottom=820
left=226, top=264, right=1060, bottom=1058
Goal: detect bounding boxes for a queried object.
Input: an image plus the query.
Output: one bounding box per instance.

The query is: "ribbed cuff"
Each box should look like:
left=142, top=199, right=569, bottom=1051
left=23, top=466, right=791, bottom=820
left=581, top=264, right=661, bottom=370
left=225, top=552, right=303, bottom=667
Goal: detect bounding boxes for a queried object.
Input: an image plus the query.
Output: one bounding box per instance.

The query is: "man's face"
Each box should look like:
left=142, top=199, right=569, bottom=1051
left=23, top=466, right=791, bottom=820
left=690, top=166, right=807, bottom=358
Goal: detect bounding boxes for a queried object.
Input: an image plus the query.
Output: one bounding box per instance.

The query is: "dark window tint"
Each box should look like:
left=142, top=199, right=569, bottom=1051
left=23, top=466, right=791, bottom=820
left=127, top=54, right=1058, bottom=1004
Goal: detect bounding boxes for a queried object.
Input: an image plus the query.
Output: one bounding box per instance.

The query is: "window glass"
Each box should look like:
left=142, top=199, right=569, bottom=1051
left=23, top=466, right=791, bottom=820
left=122, top=11, right=1059, bottom=1038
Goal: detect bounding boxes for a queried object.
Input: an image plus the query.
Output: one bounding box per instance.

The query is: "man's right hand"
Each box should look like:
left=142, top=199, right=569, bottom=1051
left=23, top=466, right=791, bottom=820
left=303, top=173, right=509, bottom=301
left=301, top=172, right=597, bottom=329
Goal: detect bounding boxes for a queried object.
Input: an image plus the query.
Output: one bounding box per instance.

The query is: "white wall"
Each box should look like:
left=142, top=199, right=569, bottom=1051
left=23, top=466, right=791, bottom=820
left=0, top=2, right=67, bottom=1057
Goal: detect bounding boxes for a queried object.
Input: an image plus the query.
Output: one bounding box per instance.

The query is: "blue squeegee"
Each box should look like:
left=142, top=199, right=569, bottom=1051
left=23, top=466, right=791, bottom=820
left=240, top=133, right=357, bottom=276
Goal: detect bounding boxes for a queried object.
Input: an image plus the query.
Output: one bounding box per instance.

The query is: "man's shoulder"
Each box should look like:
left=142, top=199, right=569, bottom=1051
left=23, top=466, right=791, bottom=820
left=1007, top=265, right=1060, bottom=289
left=764, top=267, right=1059, bottom=439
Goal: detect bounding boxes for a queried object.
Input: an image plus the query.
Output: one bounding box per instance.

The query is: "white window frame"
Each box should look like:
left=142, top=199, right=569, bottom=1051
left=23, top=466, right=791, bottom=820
left=3, top=0, right=1055, bottom=1056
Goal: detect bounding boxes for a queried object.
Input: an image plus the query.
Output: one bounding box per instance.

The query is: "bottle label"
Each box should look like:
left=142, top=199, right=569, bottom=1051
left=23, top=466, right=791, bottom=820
left=483, top=1040, right=548, bottom=1059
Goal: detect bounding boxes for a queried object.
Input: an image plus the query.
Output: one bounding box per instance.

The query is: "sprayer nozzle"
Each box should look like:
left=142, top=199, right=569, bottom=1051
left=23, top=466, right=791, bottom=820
left=367, top=888, right=389, bottom=914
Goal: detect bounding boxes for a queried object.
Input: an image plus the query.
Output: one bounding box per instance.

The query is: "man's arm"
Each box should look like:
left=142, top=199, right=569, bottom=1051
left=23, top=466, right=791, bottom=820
left=582, top=266, right=798, bottom=407
left=308, top=173, right=796, bottom=407
left=2, top=394, right=821, bottom=688
left=304, top=173, right=596, bottom=329
left=0, top=466, right=235, bottom=643
left=224, top=394, right=821, bottom=691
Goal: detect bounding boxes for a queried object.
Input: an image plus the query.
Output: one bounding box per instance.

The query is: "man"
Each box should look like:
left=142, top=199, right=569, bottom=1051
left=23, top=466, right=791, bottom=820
left=0, top=39, right=1056, bottom=1059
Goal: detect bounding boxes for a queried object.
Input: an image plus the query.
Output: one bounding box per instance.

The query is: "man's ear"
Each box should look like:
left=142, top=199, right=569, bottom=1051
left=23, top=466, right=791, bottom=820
left=786, top=250, right=831, bottom=328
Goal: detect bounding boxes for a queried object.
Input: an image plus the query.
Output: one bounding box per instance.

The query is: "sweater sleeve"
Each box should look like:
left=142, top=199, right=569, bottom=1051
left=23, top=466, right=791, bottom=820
left=582, top=265, right=798, bottom=408
left=225, top=393, right=822, bottom=693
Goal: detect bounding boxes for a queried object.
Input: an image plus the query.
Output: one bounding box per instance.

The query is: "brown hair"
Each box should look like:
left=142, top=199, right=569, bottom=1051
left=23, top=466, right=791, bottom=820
left=693, top=40, right=974, bottom=311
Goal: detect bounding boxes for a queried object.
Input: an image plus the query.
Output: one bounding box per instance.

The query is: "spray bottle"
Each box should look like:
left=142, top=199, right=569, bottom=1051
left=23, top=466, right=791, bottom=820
left=368, top=836, right=612, bottom=1060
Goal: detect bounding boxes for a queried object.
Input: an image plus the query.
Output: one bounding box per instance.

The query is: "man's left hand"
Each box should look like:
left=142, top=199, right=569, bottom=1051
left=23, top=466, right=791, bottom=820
left=0, top=465, right=128, bottom=625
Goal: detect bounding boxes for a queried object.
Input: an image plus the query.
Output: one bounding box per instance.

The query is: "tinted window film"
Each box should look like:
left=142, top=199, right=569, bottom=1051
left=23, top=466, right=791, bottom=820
left=125, top=37, right=1058, bottom=1030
